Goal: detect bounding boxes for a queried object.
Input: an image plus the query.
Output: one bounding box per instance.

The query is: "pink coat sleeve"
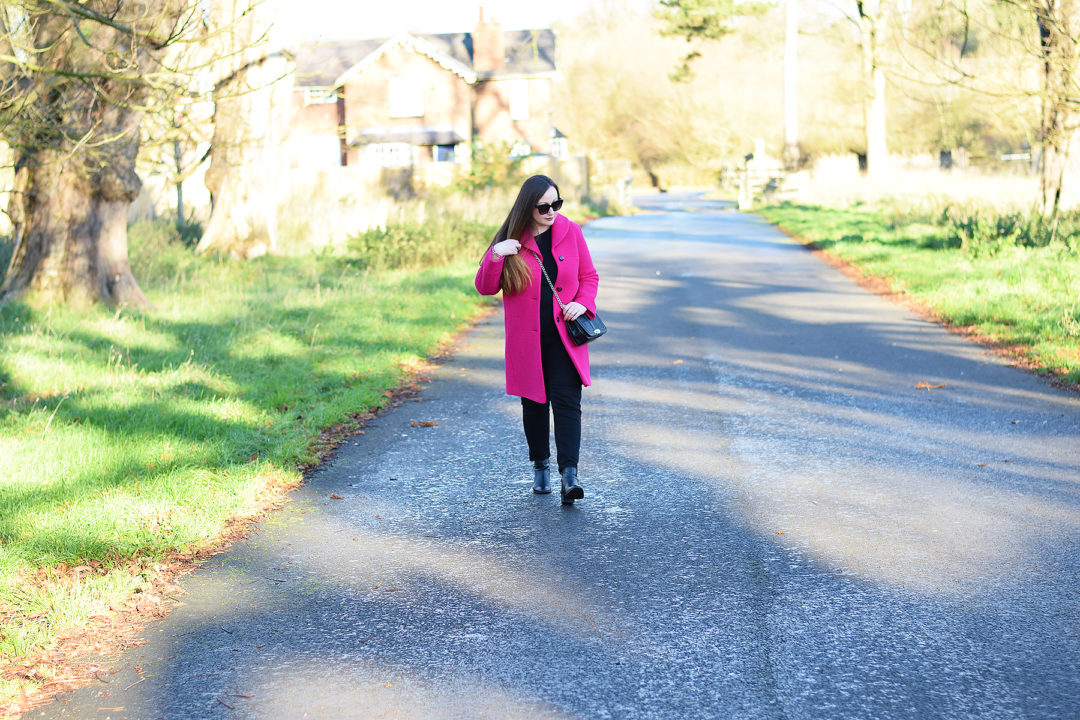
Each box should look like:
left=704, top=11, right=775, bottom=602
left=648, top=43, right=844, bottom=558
left=475, top=248, right=504, bottom=296
left=572, top=228, right=599, bottom=316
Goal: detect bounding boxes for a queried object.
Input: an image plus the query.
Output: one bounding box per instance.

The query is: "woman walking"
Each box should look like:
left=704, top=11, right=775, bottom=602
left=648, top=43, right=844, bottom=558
left=475, top=175, right=599, bottom=505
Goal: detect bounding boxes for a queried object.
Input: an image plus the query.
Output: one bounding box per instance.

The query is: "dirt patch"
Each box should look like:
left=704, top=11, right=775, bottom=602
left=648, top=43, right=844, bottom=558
left=0, top=304, right=497, bottom=719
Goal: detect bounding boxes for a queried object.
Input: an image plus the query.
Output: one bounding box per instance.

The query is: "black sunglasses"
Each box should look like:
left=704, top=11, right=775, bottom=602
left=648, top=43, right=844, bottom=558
left=535, top=198, right=563, bottom=214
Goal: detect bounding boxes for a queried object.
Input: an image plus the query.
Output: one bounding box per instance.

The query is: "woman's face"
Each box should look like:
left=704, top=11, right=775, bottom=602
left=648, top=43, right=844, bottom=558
left=531, top=185, right=559, bottom=233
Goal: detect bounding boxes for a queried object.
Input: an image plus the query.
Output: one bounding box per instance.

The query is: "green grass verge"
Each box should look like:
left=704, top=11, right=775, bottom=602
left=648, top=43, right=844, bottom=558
left=757, top=202, right=1080, bottom=386
left=0, top=219, right=494, bottom=698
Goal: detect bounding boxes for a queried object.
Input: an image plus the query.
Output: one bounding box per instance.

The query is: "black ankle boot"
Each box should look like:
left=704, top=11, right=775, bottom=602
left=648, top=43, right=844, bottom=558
left=532, top=461, right=551, bottom=494
left=560, top=466, right=584, bottom=504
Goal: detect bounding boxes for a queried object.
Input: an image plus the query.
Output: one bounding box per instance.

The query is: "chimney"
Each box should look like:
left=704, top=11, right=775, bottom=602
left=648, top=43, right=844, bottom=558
left=473, top=7, right=505, bottom=74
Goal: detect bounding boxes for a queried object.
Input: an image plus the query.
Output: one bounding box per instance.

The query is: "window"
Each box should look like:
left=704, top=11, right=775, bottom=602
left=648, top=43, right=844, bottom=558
left=509, top=79, right=529, bottom=121
left=435, top=144, right=456, bottom=162
left=366, top=143, right=414, bottom=167
left=551, top=137, right=568, bottom=159
left=388, top=76, right=424, bottom=118
left=304, top=88, right=338, bottom=106
left=510, top=141, right=532, bottom=157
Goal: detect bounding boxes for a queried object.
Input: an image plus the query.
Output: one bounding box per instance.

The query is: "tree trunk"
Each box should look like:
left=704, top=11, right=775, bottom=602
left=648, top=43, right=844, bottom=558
left=783, top=0, right=800, bottom=169
left=196, top=0, right=294, bottom=259
left=1, top=106, right=149, bottom=308
left=174, top=138, right=185, bottom=233
left=1034, top=1, right=1076, bottom=219
left=858, top=0, right=889, bottom=175
left=197, top=53, right=293, bottom=258
left=0, top=0, right=188, bottom=309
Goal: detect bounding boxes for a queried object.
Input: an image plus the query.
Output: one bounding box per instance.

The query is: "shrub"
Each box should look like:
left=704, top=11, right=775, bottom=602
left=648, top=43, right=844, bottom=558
left=127, top=219, right=203, bottom=287
left=940, top=205, right=1080, bottom=256
left=453, top=141, right=527, bottom=193
left=346, top=215, right=497, bottom=272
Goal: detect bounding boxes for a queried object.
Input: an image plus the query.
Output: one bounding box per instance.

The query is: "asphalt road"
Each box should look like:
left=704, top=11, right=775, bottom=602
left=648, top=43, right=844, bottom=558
left=34, top=194, right=1080, bottom=719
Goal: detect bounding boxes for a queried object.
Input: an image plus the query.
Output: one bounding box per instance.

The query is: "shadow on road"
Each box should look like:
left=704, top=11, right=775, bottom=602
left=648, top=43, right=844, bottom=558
left=37, top=201, right=1080, bottom=719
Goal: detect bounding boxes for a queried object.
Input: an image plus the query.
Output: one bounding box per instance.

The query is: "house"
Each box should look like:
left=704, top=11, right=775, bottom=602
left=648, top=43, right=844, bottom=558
left=289, top=11, right=562, bottom=173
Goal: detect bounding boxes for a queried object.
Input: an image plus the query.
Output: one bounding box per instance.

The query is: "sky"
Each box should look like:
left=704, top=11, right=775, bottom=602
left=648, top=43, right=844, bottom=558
left=283, top=0, right=653, bottom=42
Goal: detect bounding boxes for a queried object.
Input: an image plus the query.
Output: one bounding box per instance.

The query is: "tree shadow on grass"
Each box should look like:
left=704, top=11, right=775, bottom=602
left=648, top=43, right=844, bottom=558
left=0, top=265, right=483, bottom=565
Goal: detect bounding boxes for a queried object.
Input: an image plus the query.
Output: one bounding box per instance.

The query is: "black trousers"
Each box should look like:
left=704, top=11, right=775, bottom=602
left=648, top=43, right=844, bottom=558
left=521, top=336, right=582, bottom=473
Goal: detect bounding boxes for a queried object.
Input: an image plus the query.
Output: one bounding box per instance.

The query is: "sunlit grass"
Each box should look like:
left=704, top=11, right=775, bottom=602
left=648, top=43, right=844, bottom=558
left=0, top=220, right=494, bottom=686
left=759, top=202, right=1080, bottom=385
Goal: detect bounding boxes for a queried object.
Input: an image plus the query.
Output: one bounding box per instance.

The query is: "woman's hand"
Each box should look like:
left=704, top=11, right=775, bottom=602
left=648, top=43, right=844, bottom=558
left=492, top=239, right=521, bottom=257
left=563, top=301, right=587, bottom=321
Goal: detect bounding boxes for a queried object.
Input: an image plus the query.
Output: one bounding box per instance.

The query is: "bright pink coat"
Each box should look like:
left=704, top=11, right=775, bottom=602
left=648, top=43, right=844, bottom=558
left=475, top=214, right=599, bottom=404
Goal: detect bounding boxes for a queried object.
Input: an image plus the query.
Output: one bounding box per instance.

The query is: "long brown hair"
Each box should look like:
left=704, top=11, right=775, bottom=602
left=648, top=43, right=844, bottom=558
left=486, top=175, right=560, bottom=295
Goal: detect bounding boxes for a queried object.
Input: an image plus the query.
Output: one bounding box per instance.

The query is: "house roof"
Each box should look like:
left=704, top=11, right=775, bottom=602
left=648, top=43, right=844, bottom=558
left=294, top=39, right=383, bottom=87
left=294, top=28, right=557, bottom=88
left=341, top=33, right=478, bottom=85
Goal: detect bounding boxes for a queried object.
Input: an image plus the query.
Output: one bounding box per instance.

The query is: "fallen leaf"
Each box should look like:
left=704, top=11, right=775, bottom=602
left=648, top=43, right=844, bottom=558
left=672, top=359, right=683, bottom=365
left=915, top=381, right=946, bottom=390
left=776, top=530, right=785, bottom=535
left=352, top=537, right=358, bottom=541
left=329, top=494, right=344, bottom=500
left=411, top=420, right=438, bottom=427
left=385, top=587, right=402, bottom=592
left=384, top=682, right=392, bottom=688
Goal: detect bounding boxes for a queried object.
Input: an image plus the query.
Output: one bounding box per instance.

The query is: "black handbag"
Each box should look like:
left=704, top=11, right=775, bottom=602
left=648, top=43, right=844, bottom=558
left=529, top=250, right=607, bottom=345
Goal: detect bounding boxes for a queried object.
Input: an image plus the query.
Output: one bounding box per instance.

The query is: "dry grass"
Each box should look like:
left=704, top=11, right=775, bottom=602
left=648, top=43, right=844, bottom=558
left=780, top=154, right=1080, bottom=213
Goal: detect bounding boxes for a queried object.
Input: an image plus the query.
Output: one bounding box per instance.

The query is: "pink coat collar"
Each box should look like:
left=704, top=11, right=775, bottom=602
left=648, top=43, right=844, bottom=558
left=520, top=213, right=570, bottom=254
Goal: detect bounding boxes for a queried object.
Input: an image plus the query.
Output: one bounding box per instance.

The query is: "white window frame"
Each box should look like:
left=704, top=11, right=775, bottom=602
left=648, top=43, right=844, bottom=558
left=304, top=88, right=338, bottom=106
left=366, top=143, right=414, bottom=167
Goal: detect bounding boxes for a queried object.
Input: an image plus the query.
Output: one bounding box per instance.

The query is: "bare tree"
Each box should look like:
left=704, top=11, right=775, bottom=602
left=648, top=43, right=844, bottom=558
left=894, top=0, right=1079, bottom=217
left=557, top=10, right=734, bottom=187
left=0, top=0, right=196, bottom=307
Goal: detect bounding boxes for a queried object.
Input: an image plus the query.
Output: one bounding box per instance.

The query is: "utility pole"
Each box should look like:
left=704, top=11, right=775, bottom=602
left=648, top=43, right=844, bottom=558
left=784, top=0, right=799, bottom=169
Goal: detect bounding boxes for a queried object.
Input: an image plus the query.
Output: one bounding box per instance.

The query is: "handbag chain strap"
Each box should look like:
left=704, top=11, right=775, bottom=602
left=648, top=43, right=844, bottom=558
left=527, top=249, right=571, bottom=313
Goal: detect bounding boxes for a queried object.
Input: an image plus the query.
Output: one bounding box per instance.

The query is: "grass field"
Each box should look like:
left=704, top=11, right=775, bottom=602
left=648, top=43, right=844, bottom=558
left=0, top=218, right=495, bottom=703
left=757, top=202, right=1080, bottom=387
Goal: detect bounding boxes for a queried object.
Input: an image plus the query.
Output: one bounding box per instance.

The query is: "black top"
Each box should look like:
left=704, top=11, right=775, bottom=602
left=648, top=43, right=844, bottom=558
left=534, top=229, right=559, bottom=341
